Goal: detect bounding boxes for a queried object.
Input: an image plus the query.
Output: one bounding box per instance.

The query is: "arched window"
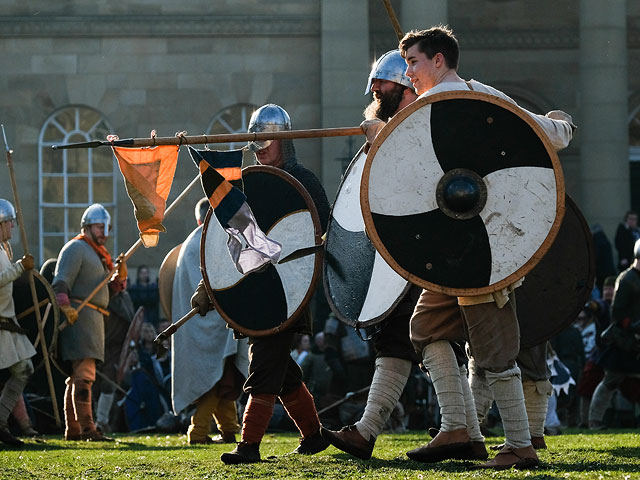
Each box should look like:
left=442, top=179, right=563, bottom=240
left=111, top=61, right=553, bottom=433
left=206, top=103, right=257, bottom=165
left=38, top=106, right=117, bottom=263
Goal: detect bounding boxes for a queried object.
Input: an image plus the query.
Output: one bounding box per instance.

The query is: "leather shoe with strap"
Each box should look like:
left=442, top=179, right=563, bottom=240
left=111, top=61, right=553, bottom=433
left=407, top=429, right=472, bottom=463
left=321, top=425, right=375, bottom=460
left=473, top=444, right=539, bottom=470
left=426, top=427, right=487, bottom=460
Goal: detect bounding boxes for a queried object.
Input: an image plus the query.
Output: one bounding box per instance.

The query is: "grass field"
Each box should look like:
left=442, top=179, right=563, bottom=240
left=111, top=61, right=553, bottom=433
left=1, top=429, right=639, bottom=479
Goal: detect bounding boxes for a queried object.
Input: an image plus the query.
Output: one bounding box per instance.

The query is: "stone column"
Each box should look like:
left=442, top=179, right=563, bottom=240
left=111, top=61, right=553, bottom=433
left=401, top=0, right=448, bottom=31
left=321, top=0, right=369, bottom=200
left=579, top=0, right=628, bottom=238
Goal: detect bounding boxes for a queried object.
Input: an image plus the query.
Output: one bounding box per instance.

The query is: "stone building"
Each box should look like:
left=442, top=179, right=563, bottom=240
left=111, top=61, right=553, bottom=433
left=0, top=0, right=637, bottom=278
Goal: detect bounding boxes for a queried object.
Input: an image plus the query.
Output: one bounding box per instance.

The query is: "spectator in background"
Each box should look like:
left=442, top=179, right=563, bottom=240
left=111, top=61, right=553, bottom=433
left=291, top=335, right=311, bottom=365
left=301, top=332, right=332, bottom=399
left=550, top=322, right=585, bottom=427
left=615, top=211, right=640, bottom=272
left=591, top=224, right=617, bottom=294
left=128, top=265, right=160, bottom=327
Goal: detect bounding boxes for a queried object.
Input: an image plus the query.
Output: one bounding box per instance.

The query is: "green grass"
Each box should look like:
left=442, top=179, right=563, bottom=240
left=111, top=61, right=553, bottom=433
left=1, top=430, right=639, bottom=479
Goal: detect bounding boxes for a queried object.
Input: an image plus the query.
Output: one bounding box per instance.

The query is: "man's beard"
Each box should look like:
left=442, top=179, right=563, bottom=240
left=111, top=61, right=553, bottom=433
left=363, top=84, right=406, bottom=121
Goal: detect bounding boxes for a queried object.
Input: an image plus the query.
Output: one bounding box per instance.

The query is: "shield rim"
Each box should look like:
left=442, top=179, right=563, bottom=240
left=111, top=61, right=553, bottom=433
left=158, top=243, right=182, bottom=321
left=518, top=195, right=596, bottom=348
left=360, top=90, right=566, bottom=296
left=14, top=270, right=60, bottom=371
left=323, top=145, right=411, bottom=328
left=200, top=164, right=323, bottom=337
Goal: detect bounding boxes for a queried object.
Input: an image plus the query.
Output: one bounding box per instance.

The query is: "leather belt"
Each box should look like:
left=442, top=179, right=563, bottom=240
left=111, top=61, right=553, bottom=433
left=0, top=316, right=29, bottom=335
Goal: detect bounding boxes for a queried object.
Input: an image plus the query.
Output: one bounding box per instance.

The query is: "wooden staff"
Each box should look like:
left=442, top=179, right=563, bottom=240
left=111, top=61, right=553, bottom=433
left=51, top=126, right=364, bottom=150
left=153, top=307, right=199, bottom=359
left=2, top=124, right=62, bottom=428
left=59, top=174, right=202, bottom=330
left=382, top=0, right=404, bottom=41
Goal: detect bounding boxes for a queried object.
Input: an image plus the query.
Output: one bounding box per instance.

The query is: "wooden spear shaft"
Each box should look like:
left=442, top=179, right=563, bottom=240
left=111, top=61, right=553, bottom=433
left=59, top=174, right=201, bottom=331
left=382, top=0, right=404, bottom=41
left=52, top=126, right=364, bottom=150
left=2, top=124, right=62, bottom=428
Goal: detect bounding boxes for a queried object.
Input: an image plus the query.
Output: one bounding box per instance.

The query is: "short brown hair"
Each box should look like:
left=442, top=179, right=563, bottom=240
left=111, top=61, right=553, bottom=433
left=399, top=25, right=459, bottom=70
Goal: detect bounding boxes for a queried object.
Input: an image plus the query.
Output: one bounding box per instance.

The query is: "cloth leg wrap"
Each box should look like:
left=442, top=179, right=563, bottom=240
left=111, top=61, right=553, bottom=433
left=213, top=399, right=240, bottom=435
left=279, top=383, right=321, bottom=438
left=71, top=359, right=96, bottom=434
left=0, top=359, right=33, bottom=426
left=12, top=395, right=31, bottom=430
left=64, top=378, right=81, bottom=436
left=486, top=366, right=531, bottom=449
left=588, top=381, right=616, bottom=424
left=96, top=392, right=114, bottom=427
left=422, top=340, right=466, bottom=432
left=355, top=356, right=411, bottom=441
left=241, top=393, right=275, bottom=444
left=189, top=388, right=219, bottom=440
left=468, top=355, right=494, bottom=425
left=523, top=379, right=551, bottom=438
left=459, top=364, right=484, bottom=442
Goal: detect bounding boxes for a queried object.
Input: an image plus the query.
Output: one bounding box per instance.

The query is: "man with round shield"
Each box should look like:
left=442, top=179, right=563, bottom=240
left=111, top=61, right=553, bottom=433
left=52, top=204, right=127, bottom=441
left=0, top=199, right=36, bottom=446
left=321, top=50, right=431, bottom=460
left=398, top=26, right=575, bottom=469
left=192, top=104, right=331, bottom=464
left=172, top=198, right=249, bottom=445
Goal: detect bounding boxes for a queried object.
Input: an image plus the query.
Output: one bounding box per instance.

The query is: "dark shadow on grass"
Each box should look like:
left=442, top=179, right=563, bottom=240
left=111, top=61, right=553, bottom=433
left=330, top=452, right=482, bottom=472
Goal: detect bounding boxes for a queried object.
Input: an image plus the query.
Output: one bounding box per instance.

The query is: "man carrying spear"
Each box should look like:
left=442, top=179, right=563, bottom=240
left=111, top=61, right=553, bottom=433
left=0, top=199, right=36, bottom=446
left=52, top=204, right=127, bottom=441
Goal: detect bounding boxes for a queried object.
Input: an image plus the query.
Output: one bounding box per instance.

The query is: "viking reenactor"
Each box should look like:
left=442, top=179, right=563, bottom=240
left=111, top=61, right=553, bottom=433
left=52, top=203, right=127, bottom=441
left=191, top=104, right=331, bottom=464
left=589, top=239, right=640, bottom=428
left=171, top=198, right=249, bottom=445
left=0, top=199, right=36, bottom=446
left=321, top=50, right=427, bottom=460
left=397, top=26, right=575, bottom=469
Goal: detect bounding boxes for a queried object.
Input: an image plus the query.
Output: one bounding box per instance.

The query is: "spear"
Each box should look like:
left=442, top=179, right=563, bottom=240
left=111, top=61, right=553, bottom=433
left=2, top=124, right=62, bottom=428
left=382, top=0, right=404, bottom=41
left=51, top=126, right=364, bottom=150
left=58, top=174, right=201, bottom=330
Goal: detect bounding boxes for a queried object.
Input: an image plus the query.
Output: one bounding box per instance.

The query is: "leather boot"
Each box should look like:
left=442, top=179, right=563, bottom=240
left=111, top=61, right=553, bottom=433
left=64, top=380, right=82, bottom=440
left=221, top=441, right=261, bottom=464
left=291, top=429, right=329, bottom=455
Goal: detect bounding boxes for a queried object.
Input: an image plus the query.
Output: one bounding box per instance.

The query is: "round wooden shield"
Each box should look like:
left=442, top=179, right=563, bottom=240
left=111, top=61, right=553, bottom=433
left=158, top=243, right=182, bottom=320
left=201, top=165, right=323, bottom=337
left=361, top=90, right=565, bottom=296
left=324, top=148, right=410, bottom=328
left=12, top=270, right=60, bottom=370
left=516, top=195, right=595, bottom=347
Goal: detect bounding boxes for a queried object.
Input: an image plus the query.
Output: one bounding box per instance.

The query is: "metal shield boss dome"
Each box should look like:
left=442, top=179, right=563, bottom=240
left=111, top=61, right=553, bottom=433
left=80, top=203, right=111, bottom=237
left=364, top=49, right=413, bottom=95
left=247, top=104, right=292, bottom=152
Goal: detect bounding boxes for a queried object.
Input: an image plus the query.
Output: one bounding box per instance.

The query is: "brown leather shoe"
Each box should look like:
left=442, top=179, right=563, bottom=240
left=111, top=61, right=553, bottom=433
left=189, top=436, right=214, bottom=445
left=213, top=432, right=237, bottom=444
left=470, top=441, right=489, bottom=460
left=64, top=433, right=83, bottom=441
left=473, top=445, right=539, bottom=470
left=0, top=426, right=24, bottom=446
left=407, top=429, right=472, bottom=463
left=321, top=425, right=375, bottom=460
left=531, top=436, right=547, bottom=450
left=491, top=436, right=547, bottom=451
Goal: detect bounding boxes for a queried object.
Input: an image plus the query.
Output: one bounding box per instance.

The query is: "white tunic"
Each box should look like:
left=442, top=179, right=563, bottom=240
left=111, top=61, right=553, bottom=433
left=171, top=225, right=249, bottom=415
left=0, top=245, right=36, bottom=369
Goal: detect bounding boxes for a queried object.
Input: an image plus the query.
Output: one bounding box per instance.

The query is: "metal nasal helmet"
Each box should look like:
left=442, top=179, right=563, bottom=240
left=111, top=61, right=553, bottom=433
left=80, top=204, right=111, bottom=237
left=0, top=199, right=16, bottom=224
left=364, top=49, right=413, bottom=95
left=247, top=104, right=292, bottom=152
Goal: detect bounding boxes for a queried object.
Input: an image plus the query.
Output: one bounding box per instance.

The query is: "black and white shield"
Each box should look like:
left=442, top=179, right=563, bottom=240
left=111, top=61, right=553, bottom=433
left=201, top=165, right=323, bottom=336
left=324, top=149, right=410, bottom=328
left=517, top=195, right=595, bottom=347
left=361, top=91, right=565, bottom=296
